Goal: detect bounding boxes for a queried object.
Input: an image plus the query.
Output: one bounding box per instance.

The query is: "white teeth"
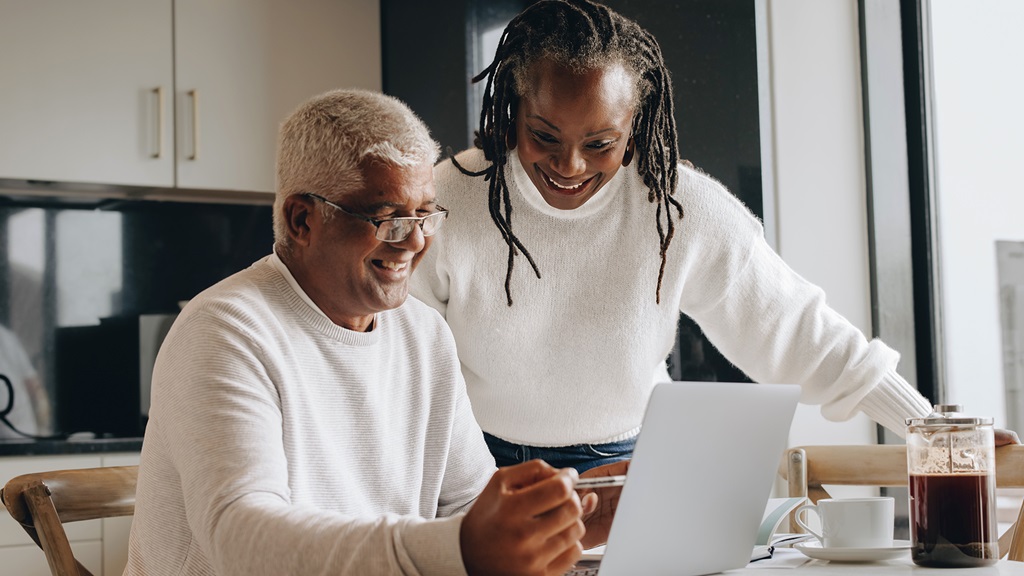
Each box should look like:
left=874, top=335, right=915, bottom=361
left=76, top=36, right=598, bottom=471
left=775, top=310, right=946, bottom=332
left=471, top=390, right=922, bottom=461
left=545, top=173, right=583, bottom=190
left=551, top=180, right=582, bottom=190
left=380, top=261, right=407, bottom=271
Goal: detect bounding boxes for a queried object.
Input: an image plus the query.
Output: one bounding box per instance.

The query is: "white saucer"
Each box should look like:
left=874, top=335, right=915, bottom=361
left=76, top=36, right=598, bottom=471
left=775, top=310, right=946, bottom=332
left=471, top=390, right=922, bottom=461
left=793, top=540, right=911, bottom=562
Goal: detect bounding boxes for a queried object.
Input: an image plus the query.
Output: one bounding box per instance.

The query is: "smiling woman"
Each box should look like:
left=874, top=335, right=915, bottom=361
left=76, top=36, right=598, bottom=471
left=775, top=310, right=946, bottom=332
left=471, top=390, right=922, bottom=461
left=383, top=0, right=766, bottom=386
left=408, top=0, right=936, bottom=474
left=513, top=59, right=636, bottom=211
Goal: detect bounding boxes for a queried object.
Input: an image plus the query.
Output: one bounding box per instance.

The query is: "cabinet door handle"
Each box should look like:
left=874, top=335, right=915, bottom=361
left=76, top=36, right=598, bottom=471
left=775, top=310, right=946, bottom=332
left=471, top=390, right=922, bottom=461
left=188, top=89, right=200, bottom=161
left=152, top=87, right=164, bottom=159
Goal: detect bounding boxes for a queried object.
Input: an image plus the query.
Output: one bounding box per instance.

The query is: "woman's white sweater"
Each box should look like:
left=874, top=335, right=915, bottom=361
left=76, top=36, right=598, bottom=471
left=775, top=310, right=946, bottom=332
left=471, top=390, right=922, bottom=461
left=410, top=149, right=933, bottom=446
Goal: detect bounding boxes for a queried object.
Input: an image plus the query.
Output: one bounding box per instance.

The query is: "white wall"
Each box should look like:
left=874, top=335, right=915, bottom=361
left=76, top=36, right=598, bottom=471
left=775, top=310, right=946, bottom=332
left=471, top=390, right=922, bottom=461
left=930, top=0, right=1024, bottom=428
left=764, top=0, right=877, bottom=447
left=763, top=0, right=1024, bottom=438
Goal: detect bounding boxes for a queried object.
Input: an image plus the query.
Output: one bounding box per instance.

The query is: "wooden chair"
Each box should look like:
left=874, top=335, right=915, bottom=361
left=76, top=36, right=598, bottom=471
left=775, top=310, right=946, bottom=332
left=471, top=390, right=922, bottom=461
left=781, top=444, right=1024, bottom=561
left=1, top=465, right=138, bottom=576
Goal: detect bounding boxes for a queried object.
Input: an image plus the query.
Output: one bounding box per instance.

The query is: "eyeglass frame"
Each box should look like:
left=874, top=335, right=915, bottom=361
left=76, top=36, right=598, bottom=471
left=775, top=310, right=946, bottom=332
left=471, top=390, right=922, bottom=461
left=304, top=192, right=448, bottom=243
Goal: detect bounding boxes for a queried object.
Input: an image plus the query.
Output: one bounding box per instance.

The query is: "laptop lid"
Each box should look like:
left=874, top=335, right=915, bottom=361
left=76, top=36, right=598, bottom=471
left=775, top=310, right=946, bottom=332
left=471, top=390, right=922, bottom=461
left=597, top=381, right=799, bottom=576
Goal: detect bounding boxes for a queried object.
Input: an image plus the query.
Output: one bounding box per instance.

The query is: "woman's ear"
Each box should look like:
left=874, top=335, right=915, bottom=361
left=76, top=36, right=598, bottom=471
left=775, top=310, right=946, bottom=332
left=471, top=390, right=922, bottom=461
left=621, top=137, right=635, bottom=167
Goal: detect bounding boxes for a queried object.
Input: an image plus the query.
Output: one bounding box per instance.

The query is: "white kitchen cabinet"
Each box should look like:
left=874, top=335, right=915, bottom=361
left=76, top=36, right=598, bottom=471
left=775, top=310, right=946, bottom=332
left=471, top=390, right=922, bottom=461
left=0, top=0, right=381, bottom=194
left=0, top=1, right=175, bottom=188
left=0, top=452, right=139, bottom=576
left=3, top=540, right=102, bottom=576
left=174, top=0, right=382, bottom=193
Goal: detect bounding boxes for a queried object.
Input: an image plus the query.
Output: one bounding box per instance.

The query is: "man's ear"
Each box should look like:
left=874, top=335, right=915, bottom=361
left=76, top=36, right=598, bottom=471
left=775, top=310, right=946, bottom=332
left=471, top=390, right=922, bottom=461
left=283, top=194, right=316, bottom=248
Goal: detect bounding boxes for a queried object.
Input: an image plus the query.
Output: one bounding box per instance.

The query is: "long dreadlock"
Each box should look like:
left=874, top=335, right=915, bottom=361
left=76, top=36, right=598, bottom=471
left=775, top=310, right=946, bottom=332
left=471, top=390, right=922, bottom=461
left=452, top=0, right=684, bottom=305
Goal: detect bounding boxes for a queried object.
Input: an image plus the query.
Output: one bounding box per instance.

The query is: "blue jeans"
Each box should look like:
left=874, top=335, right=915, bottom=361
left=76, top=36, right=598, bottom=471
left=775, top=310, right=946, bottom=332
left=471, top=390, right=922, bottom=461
left=483, top=432, right=636, bottom=474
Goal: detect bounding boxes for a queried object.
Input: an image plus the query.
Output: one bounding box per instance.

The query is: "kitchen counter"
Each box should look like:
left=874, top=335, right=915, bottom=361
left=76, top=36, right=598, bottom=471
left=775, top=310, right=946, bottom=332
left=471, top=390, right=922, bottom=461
left=0, top=436, right=143, bottom=456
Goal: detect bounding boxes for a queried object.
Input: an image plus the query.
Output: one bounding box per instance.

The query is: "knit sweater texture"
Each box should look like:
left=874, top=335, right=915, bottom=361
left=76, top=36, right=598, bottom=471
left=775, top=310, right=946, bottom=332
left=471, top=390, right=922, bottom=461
left=409, top=149, right=933, bottom=446
left=125, top=255, right=495, bottom=576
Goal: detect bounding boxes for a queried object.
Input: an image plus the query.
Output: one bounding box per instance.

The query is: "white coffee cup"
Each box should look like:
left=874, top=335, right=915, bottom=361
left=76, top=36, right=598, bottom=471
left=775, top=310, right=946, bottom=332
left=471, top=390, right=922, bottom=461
left=795, top=497, right=895, bottom=549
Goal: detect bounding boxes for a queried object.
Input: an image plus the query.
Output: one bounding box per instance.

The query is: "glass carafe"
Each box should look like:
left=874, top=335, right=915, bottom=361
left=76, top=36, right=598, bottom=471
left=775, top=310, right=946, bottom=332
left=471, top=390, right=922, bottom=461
left=906, top=405, right=998, bottom=567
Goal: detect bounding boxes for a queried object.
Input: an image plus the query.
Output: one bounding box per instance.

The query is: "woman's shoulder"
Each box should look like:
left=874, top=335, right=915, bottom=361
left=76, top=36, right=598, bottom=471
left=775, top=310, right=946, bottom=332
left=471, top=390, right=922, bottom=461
left=674, top=161, right=763, bottom=236
left=432, top=148, right=490, bottom=207
left=676, top=160, right=732, bottom=202
left=434, top=148, right=488, bottom=179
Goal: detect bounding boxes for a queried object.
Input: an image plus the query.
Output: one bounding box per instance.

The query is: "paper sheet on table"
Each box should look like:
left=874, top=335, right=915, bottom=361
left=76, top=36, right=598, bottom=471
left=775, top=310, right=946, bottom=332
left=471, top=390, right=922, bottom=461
left=745, top=547, right=813, bottom=568
left=750, top=497, right=812, bottom=562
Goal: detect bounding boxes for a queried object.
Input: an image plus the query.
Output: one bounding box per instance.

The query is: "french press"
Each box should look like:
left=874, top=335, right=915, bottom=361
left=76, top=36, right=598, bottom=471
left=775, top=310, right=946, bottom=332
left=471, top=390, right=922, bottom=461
left=906, top=405, right=998, bottom=567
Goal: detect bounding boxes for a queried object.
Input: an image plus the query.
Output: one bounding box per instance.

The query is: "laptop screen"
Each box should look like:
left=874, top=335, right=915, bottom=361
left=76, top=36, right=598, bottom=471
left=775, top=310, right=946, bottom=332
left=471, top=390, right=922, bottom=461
left=588, top=381, right=799, bottom=576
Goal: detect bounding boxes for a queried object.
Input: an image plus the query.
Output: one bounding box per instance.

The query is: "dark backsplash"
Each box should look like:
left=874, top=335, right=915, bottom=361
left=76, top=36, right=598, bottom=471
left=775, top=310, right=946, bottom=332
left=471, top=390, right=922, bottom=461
left=0, top=195, right=273, bottom=440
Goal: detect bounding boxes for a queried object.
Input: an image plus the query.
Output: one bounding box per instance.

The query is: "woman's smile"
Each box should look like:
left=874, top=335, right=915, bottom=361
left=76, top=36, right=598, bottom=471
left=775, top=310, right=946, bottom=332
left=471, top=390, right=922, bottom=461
left=514, top=59, right=635, bottom=211
left=537, top=169, right=600, bottom=197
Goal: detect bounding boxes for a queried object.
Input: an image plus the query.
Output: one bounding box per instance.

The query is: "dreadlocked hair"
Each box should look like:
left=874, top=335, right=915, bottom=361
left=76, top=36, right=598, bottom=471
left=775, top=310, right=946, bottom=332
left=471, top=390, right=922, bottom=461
left=452, top=0, right=684, bottom=305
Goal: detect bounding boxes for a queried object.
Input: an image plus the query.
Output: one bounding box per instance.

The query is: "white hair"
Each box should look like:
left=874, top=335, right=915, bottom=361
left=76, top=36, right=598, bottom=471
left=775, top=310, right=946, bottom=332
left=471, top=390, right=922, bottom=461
left=273, top=89, right=440, bottom=253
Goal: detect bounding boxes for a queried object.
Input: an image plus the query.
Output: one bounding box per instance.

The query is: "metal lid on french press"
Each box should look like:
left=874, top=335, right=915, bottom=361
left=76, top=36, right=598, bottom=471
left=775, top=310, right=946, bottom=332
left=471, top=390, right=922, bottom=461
left=905, top=404, right=994, bottom=427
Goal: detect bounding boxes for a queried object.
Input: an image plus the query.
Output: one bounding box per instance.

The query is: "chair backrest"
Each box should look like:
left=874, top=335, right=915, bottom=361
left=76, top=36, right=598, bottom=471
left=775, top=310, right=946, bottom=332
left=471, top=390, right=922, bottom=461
left=0, top=465, right=138, bottom=576
left=781, top=444, right=1024, bottom=561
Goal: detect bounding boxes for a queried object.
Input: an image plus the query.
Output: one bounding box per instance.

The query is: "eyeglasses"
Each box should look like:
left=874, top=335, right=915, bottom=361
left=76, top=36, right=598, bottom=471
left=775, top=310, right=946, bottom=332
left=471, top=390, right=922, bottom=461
left=305, top=193, right=448, bottom=243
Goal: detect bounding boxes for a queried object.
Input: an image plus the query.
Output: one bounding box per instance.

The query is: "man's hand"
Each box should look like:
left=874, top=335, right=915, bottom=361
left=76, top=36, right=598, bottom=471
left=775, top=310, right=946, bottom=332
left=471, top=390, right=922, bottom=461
left=577, top=460, right=630, bottom=549
left=461, top=460, right=585, bottom=576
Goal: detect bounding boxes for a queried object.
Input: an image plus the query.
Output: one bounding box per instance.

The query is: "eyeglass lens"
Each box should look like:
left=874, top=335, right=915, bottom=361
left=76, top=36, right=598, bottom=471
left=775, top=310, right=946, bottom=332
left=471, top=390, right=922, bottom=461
left=377, top=212, right=446, bottom=242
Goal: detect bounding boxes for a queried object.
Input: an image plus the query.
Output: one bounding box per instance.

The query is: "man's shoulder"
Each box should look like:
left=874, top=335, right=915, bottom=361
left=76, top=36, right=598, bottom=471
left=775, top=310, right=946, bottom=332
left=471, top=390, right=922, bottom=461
left=387, top=295, right=458, bottom=348
left=384, top=297, right=461, bottom=382
left=393, top=294, right=447, bottom=327
left=178, top=257, right=276, bottom=322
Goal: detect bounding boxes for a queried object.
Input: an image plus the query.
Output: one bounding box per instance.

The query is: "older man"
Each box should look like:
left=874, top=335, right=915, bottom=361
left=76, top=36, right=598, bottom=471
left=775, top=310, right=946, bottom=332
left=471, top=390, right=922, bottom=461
left=125, top=89, right=585, bottom=576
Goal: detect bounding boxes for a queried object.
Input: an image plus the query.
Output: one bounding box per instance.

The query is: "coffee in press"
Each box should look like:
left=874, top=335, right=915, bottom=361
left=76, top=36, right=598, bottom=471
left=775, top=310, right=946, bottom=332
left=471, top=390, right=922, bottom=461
left=906, top=405, right=997, bottom=568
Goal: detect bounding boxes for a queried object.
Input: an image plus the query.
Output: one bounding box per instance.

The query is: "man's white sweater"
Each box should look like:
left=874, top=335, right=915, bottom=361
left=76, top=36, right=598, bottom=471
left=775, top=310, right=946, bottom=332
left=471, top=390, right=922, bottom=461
left=410, top=149, right=933, bottom=446
left=125, top=256, right=495, bottom=576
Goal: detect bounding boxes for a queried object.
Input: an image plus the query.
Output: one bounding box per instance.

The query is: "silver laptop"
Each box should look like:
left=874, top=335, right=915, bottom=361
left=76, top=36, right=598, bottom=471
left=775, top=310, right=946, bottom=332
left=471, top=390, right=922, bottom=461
left=571, top=381, right=800, bottom=576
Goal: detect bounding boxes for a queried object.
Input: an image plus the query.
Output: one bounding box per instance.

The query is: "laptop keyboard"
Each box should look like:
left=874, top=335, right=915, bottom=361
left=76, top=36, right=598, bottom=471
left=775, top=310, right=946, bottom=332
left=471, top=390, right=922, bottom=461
left=564, top=561, right=601, bottom=575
